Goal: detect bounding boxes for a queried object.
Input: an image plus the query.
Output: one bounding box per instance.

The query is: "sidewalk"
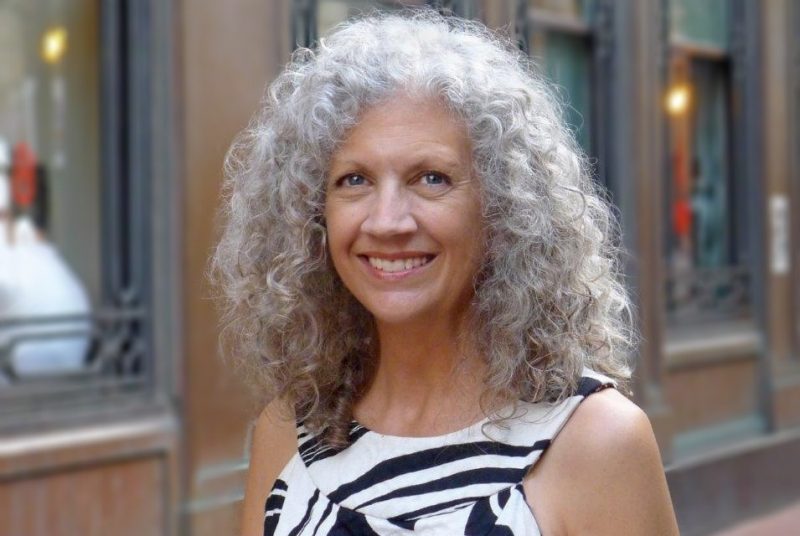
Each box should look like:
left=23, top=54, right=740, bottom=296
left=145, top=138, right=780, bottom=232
left=711, top=500, right=800, bottom=535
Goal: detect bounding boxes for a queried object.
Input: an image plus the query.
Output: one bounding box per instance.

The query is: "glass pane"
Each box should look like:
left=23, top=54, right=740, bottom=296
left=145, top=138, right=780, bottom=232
left=669, top=0, right=729, bottom=50
left=530, top=30, right=593, bottom=152
left=665, top=55, right=746, bottom=321
left=529, top=0, right=595, bottom=22
left=317, top=0, right=427, bottom=37
left=691, top=60, right=730, bottom=269
left=0, top=0, right=100, bottom=382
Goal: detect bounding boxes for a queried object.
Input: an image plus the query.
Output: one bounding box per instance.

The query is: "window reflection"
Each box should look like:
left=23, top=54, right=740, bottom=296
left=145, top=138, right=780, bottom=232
left=669, top=0, right=728, bottom=49
left=664, top=0, right=748, bottom=323
left=317, top=0, right=427, bottom=36
left=530, top=30, right=592, bottom=151
left=527, top=0, right=595, bottom=154
left=0, top=0, right=99, bottom=381
left=690, top=60, right=730, bottom=270
left=529, top=0, right=592, bottom=21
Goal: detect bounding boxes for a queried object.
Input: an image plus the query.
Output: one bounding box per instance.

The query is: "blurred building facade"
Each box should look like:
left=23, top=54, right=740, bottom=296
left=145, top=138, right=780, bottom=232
left=0, top=1, right=798, bottom=535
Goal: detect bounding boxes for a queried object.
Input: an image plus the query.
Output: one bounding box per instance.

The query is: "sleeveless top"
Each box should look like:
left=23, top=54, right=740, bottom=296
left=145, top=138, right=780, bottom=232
left=263, top=369, right=615, bottom=535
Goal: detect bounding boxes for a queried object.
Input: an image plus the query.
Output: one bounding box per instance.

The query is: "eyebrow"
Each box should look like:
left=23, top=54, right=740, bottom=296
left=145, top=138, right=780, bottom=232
left=329, top=150, right=467, bottom=176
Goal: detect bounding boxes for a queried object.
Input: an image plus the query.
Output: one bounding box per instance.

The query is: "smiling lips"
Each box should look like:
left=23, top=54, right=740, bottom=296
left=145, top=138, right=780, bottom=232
left=364, top=255, right=434, bottom=273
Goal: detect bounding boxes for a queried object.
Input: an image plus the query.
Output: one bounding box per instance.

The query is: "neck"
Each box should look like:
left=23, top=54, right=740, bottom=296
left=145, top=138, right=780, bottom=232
left=355, top=314, right=488, bottom=436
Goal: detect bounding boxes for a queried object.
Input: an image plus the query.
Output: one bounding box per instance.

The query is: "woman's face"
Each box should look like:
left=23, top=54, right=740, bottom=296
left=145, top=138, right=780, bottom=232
left=325, top=95, right=484, bottom=327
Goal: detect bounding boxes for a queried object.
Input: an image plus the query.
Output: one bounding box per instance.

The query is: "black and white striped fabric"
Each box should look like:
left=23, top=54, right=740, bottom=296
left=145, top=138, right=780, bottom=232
left=264, top=369, right=615, bottom=535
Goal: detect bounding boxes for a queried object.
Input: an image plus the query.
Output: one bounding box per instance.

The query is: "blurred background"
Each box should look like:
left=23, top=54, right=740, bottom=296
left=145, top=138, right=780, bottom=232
left=0, top=0, right=798, bottom=535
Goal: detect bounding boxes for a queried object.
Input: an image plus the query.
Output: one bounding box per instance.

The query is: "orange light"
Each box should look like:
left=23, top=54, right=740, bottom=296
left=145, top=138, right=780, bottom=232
left=42, top=26, right=68, bottom=64
left=666, top=85, right=690, bottom=116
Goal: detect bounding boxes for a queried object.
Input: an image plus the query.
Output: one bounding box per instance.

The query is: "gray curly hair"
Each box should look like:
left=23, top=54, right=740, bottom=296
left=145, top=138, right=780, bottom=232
left=211, top=9, right=634, bottom=446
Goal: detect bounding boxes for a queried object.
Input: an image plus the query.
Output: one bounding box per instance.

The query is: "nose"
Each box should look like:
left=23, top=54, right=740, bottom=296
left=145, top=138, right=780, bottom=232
left=360, top=182, right=417, bottom=237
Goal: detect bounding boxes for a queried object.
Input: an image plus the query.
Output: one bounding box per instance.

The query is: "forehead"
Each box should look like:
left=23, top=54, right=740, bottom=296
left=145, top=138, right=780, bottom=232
left=329, top=94, right=472, bottom=168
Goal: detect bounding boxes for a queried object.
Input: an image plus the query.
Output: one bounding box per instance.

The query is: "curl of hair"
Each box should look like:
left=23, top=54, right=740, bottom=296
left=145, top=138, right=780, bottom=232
left=210, top=9, right=635, bottom=447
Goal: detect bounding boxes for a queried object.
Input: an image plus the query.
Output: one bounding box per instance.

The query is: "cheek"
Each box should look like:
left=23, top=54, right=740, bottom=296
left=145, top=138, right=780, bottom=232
left=326, top=227, right=347, bottom=266
left=464, top=235, right=485, bottom=274
left=324, top=212, right=355, bottom=273
left=457, top=201, right=485, bottom=264
left=324, top=203, right=346, bottom=245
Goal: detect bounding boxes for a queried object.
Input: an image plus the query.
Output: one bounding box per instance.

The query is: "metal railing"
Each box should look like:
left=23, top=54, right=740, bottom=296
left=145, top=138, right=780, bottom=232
left=665, top=264, right=750, bottom=324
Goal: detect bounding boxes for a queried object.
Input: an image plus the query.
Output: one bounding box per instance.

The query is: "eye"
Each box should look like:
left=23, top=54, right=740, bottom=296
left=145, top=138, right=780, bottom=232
left=420, top=172, right=449, bottom=186
left=338, top=174, right=367, bottom=187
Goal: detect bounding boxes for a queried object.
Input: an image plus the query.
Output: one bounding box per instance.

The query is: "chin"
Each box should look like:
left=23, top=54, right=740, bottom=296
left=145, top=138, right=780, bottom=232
left=369, top=310, right=425, bottom=326
left=363, top=302, right=434, bottom=326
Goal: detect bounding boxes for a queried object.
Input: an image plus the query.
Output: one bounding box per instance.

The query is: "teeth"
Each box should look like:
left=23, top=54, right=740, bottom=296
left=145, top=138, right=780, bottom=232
left=368, top=256, right=430, bottom=273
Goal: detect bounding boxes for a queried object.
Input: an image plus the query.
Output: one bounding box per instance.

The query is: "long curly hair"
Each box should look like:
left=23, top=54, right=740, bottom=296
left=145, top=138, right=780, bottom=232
left=210, top=10, right=634, bottom=447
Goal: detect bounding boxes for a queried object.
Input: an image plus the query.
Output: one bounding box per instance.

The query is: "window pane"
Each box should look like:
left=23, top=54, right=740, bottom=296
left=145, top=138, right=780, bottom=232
left=664, top=54, right=747, bottom=321
left=664, top=2, right=749, bottom=324
left=317, top=0, right=427, bottom=36
left=691, top=60, right=730, bottom=269
left=670, top=0, right=729, bottom=50
left=529, top=0, right=594, bottom=22
left=0, top=1, right=100, bottom=382
left=530, top=30, right=593, bottom=152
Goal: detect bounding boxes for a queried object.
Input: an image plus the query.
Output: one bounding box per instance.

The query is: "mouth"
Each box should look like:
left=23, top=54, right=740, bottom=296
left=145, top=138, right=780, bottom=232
left=361, top=254, right=436, bottom=274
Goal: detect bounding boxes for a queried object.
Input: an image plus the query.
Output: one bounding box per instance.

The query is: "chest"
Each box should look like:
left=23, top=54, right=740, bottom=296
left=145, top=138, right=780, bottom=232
left=263, top=417, right=564, bottom=535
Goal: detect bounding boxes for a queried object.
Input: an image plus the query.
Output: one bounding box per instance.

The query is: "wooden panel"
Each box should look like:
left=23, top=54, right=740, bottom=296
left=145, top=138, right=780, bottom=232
left=0, top=414, right=177, bottom=534
left=478, top=0, right=515, bottom=31
left=762, top=0, right=793, bottom=368
left=0, top=457, right=164, bottom=536
left=0, top=414, right=177, bottom=479
left=179, top=0, right=291, bottom=533
left=774, top=377, right=800, bottom=429
left=181, top=0, right=287, bottom=466
left=190, top=502, right=243, bottom=536
left=761, top=0, right=800, bottom=435
left=665, top=359, right=759, bottom=433
left=629, top=0, right=669, bottom=398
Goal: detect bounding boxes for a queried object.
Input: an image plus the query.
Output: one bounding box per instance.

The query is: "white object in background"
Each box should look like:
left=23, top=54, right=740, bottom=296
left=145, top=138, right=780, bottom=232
left=3, top=216, right=92, bottom=376
left=0, top=137, right=92, bottom=378
left=770, top=194, right=790, bottom=276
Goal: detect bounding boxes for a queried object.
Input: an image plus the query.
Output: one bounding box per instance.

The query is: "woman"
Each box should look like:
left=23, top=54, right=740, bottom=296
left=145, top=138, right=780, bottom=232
left=213, top=10, right=679, bottom=536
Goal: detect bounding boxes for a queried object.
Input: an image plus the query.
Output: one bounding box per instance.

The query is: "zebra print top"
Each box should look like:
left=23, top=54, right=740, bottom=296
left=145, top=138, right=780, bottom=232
left=263, top=369, right=615, bottom=535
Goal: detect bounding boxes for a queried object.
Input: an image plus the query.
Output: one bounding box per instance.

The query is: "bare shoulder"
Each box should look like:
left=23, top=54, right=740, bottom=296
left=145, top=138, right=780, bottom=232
left=561, top=388, right=655, bottom=465
left=525, top=389, right=679, bottom=536
left=241, top=398, right=297, bottom=536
